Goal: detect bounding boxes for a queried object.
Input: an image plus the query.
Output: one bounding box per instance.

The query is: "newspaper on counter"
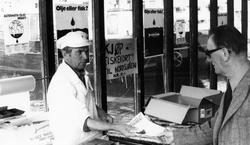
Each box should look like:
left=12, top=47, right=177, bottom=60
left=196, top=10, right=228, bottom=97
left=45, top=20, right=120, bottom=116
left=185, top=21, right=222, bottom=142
left=128, top=112, right=165, bottom=136
left=107, top=112, right=174, bottom=144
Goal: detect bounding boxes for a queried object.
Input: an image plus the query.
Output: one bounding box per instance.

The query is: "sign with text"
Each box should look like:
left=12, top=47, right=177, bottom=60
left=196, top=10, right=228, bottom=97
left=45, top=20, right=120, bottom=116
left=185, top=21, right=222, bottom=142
left=174, top=20, right=186, bottom=45
left=55, top=3, right=88, bottom=30
left=144, top=9, right=164, bottom=57
left=3, top=13, right=30, bottom=55
left=144, top=9, right=163, bottom=28
left=144, top=27, right=163, bottom=57
left=218, top=13, right=227, bottom=26
left=106, top=39, right=138, bottom=80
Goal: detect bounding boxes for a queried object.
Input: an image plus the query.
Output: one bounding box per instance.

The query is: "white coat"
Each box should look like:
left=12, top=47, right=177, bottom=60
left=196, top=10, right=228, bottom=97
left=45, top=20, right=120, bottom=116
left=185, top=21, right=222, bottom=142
left=47, top=61, right=101, bottom=145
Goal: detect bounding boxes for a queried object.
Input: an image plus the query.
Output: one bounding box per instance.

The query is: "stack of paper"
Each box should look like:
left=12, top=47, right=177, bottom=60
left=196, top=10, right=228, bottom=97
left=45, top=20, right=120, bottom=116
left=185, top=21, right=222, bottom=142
left=128, top=112, right=165, bottom=136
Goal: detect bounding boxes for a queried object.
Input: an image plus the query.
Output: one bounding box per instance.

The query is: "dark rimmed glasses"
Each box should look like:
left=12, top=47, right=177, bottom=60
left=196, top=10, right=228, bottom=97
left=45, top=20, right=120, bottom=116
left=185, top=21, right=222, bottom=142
left=203, top=47, right=224, bottom=57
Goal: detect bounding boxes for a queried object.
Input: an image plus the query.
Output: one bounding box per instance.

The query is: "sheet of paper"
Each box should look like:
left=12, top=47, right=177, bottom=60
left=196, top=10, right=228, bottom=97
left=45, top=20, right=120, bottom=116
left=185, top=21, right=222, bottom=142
left=128, top=112, right=165, bottom=136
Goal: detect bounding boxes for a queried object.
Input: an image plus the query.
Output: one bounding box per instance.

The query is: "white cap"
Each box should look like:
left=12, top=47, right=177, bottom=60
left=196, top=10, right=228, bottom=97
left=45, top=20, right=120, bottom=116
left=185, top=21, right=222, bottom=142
left=57, top=31, right=89, bottom=49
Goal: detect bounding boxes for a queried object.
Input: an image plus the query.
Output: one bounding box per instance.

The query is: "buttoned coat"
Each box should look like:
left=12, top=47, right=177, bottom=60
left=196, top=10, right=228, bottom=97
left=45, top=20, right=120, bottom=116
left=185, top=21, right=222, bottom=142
left=173, top=68, right=250, bottom=145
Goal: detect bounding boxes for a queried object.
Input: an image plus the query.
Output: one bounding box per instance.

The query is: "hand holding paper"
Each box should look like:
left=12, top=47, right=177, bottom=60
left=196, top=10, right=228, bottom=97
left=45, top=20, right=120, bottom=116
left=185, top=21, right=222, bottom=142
left=114, top=124, right=137, bottom=137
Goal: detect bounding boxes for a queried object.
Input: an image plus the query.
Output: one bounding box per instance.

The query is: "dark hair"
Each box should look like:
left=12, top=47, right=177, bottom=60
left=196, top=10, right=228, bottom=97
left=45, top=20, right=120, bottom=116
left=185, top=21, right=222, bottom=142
left=209, top=25, right=247, bottom=54
left=61, top=46, right=73, bottom=54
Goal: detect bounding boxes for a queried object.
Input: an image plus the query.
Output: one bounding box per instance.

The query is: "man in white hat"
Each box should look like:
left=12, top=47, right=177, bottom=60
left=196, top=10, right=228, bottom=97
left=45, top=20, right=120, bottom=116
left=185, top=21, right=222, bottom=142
left=47, top=31, right=135, bottom=145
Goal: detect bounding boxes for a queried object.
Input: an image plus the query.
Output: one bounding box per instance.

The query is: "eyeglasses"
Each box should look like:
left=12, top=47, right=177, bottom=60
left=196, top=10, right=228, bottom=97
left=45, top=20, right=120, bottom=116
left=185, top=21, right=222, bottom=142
left=204, top=47, right=224, bottom=57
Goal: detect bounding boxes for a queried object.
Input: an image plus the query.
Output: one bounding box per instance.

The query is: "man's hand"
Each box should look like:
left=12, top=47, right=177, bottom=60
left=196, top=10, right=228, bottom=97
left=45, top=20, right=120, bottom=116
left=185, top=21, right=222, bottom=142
left=96, top=106, right=113, bottom=123
left=114, top=124, right=137, bottom=137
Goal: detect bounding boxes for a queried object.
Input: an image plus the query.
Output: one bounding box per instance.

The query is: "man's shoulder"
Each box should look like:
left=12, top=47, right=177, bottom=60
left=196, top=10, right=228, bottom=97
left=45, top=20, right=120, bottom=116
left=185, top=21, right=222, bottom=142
left=48, top=69, right=72, bottom=91
left=50, top=70, right=68, bottom=83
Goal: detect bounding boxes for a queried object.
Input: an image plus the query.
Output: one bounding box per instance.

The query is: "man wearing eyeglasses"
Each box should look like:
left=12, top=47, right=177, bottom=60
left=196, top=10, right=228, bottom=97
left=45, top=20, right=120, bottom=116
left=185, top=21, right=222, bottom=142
left=164, top=25, right=250, bottom=145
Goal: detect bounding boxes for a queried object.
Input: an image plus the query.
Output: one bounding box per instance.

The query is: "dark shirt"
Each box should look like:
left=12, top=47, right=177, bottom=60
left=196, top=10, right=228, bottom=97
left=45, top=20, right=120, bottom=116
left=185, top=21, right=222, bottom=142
left=222, top=82, right=232, bottom=122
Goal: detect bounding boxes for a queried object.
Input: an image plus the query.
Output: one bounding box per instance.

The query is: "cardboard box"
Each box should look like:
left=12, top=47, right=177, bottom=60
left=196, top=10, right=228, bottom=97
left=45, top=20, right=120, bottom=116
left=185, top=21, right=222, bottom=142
left=144, top=86, right=222, bottom=124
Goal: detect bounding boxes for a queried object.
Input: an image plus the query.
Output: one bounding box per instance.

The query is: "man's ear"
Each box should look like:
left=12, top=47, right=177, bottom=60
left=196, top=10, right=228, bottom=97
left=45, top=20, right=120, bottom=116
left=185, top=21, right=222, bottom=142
left=61, top=50, right=70, bottom=58
left=61, top=50, right=71, bottom=64
left=222, top=48, right=230, bottom=62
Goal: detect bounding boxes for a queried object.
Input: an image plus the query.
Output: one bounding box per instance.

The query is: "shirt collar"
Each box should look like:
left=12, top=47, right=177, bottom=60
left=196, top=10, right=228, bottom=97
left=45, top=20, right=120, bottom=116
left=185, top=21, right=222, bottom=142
left=64, top=61, right=85, bottom=81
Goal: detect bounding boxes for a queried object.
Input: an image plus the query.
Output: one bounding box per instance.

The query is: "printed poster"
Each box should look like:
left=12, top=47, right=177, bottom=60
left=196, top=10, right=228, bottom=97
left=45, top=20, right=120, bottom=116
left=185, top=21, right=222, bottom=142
left=106, top=38, right=138, bottom=80
left=144, top=9, right=163, bottom=28
left=144, top=9, right=163, bottom=57
left=55, top=4, right=88, bottom=31
left=174, top=20, right=186, bottom=45
left=3, top=13, right=30, bottom=55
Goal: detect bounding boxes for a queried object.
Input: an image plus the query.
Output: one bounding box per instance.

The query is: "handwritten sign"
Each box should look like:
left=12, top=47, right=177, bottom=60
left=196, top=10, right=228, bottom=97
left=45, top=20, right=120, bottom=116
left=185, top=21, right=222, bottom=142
left=106, top=39, right=137, bottom=80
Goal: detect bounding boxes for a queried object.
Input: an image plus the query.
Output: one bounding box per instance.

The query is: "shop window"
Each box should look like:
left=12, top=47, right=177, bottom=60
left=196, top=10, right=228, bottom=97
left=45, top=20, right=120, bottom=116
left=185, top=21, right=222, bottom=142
left=198, top=0, right=210, bottom=90
left=104, top=0, right=135, bottom=123
left=0, top=0, right=46, bottom=112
